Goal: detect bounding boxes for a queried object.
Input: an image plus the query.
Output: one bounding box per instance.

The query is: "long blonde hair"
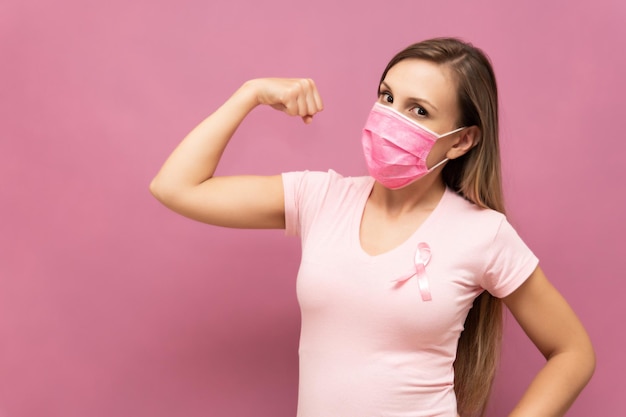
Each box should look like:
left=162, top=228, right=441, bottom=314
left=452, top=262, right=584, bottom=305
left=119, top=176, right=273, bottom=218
left=379, top=38, right=504, bottom=417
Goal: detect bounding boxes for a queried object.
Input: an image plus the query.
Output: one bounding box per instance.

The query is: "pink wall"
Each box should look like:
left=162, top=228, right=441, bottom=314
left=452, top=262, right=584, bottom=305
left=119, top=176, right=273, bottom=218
left=1, top=0, right=623, bottom=416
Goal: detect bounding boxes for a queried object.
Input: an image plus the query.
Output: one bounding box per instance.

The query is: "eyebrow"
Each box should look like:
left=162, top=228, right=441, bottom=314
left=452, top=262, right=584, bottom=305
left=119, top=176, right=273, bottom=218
left=380, top=81, right=439, bottom=112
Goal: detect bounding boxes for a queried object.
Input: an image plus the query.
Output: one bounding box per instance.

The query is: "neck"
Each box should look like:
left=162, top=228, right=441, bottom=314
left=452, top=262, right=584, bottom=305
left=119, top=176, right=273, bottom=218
left=369, top=174, right=447, bottom=217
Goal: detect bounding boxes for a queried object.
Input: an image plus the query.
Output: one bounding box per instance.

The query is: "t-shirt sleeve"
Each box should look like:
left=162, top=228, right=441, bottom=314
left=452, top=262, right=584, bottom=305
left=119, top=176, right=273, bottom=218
left=481, top=217, right=539, bottom=298
left=281, top=170, right=330, bottom=238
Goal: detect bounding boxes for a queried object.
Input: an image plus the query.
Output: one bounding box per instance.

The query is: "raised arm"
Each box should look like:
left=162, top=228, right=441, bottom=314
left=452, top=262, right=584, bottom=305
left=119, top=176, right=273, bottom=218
left=150, top=78, right=323, bottom=228
left=503, top=266, right=595, bottom=417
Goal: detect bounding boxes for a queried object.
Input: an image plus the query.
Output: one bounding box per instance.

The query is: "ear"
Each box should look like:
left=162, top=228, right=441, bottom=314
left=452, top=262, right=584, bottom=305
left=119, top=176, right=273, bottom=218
left=446, top=126, right=480, bottom=160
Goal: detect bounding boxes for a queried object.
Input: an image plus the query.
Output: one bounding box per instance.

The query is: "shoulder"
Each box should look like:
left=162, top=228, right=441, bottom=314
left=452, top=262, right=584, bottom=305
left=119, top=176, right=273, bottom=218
left=441, top=188, right=506, bottom=232
left=282, top=169, right=373, bottom=198
left=282, top=169, right=371, bottom=185
left=441, top=190, right=538, bottom=296
left=282, top=170, right=373, bottom=237
left=436, top=189, right=531, bottom=259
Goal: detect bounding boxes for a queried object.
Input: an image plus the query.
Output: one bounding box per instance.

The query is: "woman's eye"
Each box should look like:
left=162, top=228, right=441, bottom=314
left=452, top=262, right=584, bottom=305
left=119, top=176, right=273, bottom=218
left=412, top=106, right=428, bottom=117
left=379, top=92, right=393, bottom=103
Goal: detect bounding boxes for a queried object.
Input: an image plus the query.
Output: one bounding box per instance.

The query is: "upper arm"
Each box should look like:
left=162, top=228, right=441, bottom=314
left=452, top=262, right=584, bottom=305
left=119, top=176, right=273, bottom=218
left=150, top=174, right=286, bottom=229
left=502, top=267, right=594, bottom=361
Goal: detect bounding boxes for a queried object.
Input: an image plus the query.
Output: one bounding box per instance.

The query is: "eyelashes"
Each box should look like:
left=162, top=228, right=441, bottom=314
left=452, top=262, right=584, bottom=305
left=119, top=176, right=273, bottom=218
left=377, top=90, right=429, bottom=117
left=378, top=90, right=393, bottom=103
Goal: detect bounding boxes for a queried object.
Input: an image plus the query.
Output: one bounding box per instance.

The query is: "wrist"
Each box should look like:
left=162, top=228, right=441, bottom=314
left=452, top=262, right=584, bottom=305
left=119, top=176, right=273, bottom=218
left=238, top=79, right=264, bottom=108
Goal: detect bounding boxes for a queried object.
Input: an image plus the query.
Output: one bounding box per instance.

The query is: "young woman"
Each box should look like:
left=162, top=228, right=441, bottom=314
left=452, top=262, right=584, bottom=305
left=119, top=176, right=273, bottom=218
left=150, top=38, right=595, bottom=417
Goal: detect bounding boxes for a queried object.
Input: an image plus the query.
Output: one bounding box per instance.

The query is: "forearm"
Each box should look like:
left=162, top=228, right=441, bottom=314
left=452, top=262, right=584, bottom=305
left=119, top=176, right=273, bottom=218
left=508, top=349, right=595, bottom=417
left=150, top=81, right=259, bottom=197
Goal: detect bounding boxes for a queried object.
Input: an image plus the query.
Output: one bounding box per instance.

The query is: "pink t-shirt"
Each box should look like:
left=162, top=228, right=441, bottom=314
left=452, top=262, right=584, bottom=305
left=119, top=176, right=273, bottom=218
left=282, top=170, right=538, bottom=417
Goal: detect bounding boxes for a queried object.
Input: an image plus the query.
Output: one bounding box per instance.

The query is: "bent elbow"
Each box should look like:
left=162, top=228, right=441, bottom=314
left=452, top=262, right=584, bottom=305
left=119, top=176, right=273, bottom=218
left=570, top=335, right=597, bottom=388
left=579, top=329, right=597, bottom=384
left=585, top=342, right=597, bottom=382
left=149, top=175, right=175, bottom=204
left=149, top=176, right=163, bottom=200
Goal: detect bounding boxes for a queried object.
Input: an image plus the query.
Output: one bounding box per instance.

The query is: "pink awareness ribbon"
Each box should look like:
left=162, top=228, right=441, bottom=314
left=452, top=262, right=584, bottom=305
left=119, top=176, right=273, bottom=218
left=392, top=242, right=433, bottom=301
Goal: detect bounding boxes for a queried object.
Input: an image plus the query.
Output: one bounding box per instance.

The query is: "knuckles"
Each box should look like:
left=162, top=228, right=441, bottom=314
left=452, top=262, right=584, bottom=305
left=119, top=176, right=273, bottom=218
left=267, top=78, right=320, bottom=117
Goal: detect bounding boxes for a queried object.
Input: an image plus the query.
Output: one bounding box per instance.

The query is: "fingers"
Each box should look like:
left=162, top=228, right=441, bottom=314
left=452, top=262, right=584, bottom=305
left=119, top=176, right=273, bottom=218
left=284, top=78, right=322, bottom=120
left=257, top=78, right=323, bottom=122
left=302, top=79, right=323, bottom=123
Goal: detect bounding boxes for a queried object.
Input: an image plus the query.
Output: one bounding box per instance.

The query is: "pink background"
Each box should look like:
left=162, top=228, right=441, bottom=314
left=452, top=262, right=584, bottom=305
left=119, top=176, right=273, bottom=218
left=1, top=0, right=624, bottom=416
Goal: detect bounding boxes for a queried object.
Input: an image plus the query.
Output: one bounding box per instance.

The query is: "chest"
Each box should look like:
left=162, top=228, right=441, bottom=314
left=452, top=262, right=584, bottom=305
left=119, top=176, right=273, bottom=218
left=359, top=203, right=434, bottom=257
left=294, top=182, right=494, bottom=349
left=296, top=223, right=483, bottom=350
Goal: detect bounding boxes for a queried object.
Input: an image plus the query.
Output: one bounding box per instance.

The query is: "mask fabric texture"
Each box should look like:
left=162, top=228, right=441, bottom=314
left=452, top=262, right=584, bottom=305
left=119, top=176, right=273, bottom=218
left=361, top=102, right=464, bottom=189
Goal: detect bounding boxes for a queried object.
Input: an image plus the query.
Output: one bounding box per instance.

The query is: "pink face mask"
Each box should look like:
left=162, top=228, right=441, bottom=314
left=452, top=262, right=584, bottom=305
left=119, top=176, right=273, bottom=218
left=362, top=102, right=465, bottom=189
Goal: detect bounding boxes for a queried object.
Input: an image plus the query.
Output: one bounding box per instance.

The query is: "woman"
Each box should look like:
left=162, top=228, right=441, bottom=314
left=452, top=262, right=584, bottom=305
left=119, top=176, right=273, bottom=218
left=150, top=38, right=595, bottom=417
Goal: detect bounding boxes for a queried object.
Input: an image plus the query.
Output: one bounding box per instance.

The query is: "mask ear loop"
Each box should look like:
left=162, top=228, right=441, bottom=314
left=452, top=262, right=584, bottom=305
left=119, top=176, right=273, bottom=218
left=391, top=242, right=433, bottom=302
left=426, top=157, right=449, bottom=172
left=426, top=126, right=467, bottom=173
